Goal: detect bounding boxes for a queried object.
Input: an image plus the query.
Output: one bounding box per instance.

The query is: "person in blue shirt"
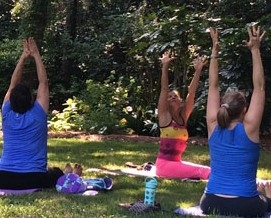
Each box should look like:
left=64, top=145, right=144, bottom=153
left=0, top=37, right=64, bottom=189
left=199, top=26, right=271, bottom=217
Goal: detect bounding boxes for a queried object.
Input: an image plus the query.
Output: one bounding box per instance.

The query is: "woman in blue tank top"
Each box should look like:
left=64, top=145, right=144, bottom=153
left=199, top=26, right=271, bottom=217
left=0, top=38, right=64, bottom=190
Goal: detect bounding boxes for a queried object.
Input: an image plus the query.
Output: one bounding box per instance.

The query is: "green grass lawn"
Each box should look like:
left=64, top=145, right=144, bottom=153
left=0, top=137, right=270, bottom=218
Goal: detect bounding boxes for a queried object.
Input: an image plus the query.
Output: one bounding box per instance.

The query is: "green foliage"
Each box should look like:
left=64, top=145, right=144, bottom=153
left=15, top=0, right=49, bottom=39
left=123, top=107, right=160, bottom=136
left=187, top=87, right=208, bottom=137
left=48, top=97, right=86, bottom=132
left=1, top=0, right=271, bottom=136
left=48, top=70, right=159, bottom=135
left=81, top=72, right=129, bottom=134
left=0, top=0, right=19, bottom=40
left=82, top=71, right=162, bottom=135
left=0, top=39, right=22, bottom=103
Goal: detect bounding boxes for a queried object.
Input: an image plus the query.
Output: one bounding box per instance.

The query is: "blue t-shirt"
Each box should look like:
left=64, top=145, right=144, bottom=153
left=205, top=123, right=259, bottom=197
left=0, top=101, right=48, bottom=172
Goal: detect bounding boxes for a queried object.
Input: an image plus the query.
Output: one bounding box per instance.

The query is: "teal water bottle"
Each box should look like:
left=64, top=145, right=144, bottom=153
left=144, top=177, right=158, bottom=205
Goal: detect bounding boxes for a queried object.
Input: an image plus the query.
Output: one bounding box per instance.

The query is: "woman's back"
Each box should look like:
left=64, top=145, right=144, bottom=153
left=206, top=123, right=259, bottom=197
left=1, top=101, right=47, bottom=173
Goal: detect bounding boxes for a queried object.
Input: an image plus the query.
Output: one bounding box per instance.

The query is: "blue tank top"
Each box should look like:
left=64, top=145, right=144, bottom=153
left=0, top=101, right=48, bottom=172
left=205, top=123, right=259, bottom=197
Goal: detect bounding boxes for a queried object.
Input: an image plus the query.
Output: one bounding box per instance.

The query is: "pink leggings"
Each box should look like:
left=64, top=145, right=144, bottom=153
left=155, top=158, right=210, bottom=180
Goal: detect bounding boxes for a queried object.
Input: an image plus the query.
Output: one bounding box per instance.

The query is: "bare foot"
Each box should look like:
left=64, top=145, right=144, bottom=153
left=257, top=181, right=265, bottom=194
left=64, top=163, right=73, bottom=174
left=265, top=181, right=271, bottom=198
left=73, top=163, right=83, bottom=176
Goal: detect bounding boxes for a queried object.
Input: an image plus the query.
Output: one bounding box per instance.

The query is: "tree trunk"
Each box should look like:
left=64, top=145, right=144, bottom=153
left=60, top=0, right=78, bottom=89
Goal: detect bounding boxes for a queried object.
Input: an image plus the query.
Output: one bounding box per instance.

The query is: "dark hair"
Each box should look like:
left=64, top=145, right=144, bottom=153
left=217, top=91, right=246, bottom=128
left=10, top=83, right=33, bottom=114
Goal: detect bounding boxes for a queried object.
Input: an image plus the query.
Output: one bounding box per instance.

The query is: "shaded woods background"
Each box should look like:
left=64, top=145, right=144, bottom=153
left=0, top=0, right=271, bottom=137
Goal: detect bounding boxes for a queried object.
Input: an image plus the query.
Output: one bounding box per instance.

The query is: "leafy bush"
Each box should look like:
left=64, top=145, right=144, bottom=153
left=123, top=107, right=160, bottom=137
left=48, top=71, right=160, bottom=136
left=48, top=97, right=86, bottom=132
left=79, top=71, right=129, bottom=134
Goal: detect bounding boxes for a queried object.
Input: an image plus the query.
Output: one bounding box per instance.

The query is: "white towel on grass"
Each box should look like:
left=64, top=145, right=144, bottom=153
left=174, top=205, right=271, bottom=217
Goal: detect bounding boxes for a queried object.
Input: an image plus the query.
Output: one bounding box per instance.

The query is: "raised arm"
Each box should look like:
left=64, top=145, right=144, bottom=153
left=243, top=26, right=265, bottom=142
left=28, top=37, right=49, bottom=113
left=206, top=27, right=221, bottom=137
left=3, top=39, right=30, bottom=103
left=184, top=56, right=207, bottom=121
left=158, top=51, right=175, bottom=126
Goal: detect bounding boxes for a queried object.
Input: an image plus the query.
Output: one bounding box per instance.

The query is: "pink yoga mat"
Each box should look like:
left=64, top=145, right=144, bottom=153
left=0, top=188, right=40, bottom=195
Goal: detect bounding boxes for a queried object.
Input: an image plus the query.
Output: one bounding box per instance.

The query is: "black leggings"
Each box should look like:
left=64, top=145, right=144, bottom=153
left=200, top=193, right=271, bottom=218
left=0, top=167, right=64, bottom=189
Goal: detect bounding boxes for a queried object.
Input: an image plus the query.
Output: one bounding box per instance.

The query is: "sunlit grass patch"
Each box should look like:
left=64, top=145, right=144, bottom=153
left=0, top=137, right=270, bottom=217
